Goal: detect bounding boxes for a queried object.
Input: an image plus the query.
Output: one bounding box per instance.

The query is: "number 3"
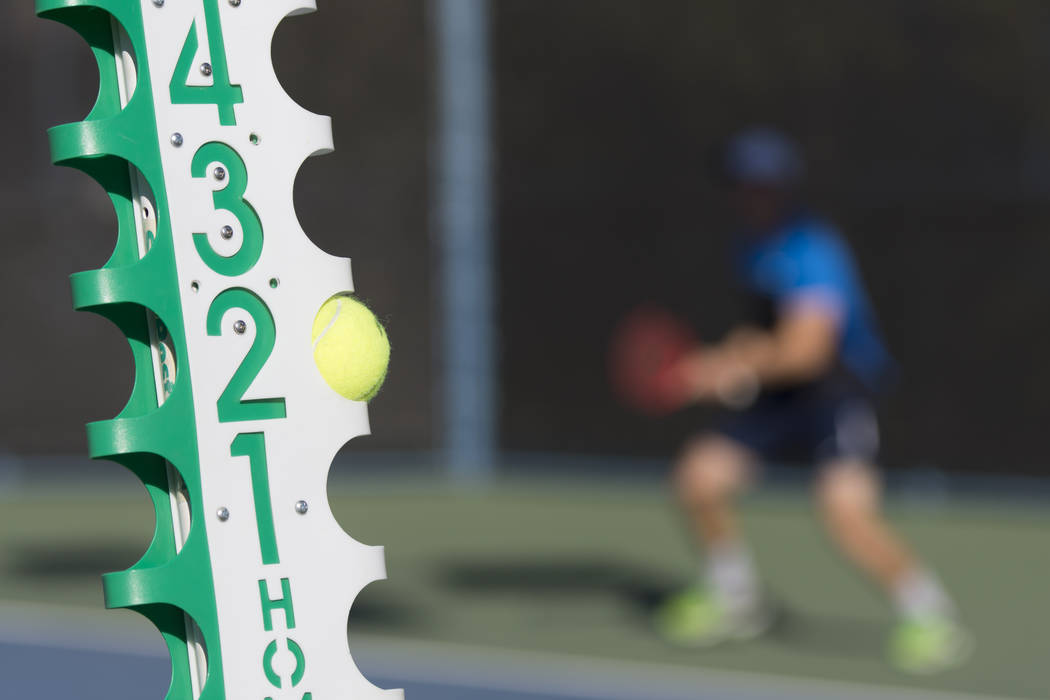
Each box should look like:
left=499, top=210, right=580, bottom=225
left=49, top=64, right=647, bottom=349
left=191, top=142, right=263, bottom=277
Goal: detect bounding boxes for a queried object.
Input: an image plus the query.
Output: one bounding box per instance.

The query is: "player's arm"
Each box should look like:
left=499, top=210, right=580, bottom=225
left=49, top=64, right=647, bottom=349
left=723, top=301, right=841, bottom=384
left=676, top=295, right=842, bottom=404
left=678, top=231, right=855, bottom=405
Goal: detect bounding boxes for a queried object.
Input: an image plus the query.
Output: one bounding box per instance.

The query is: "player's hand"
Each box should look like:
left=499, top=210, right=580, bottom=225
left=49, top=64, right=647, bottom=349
left=672, top=350, right=759, bottom=409
left=667, top=349, right=715, bottom=402
left=710, top=356, right=760, bottom=409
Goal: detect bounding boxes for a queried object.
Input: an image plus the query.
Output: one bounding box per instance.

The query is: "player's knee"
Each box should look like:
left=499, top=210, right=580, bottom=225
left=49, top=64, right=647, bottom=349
left=816, top=460, right=879, bottom=521
left=674, top=436, right=749, bottom=507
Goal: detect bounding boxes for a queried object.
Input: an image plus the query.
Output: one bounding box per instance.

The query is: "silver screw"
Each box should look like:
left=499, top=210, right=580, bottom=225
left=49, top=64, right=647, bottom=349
left=214, top=166, right=226, bottom=181
left=152, top=0, right=164, bottom=6
left=295, top=501, right=309, bottom=515
left=220, top=225, right=234, bottom=240
left=229, top=0, right=242, bottom=6
left=170, top=132, right=184, bottom=147
left=216, top=507, right=230, bottom=521
left=233, top=320, right=247, bottom=335
left=200, top=63, right=213, bottom=77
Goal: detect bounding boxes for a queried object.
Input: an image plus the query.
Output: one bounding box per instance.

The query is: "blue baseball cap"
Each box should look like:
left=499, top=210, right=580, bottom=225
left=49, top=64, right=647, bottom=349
left=721, top=127, right=805, bottom=186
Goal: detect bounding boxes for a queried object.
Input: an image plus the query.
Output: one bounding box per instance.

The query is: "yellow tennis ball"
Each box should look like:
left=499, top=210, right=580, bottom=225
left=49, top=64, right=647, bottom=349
left=312, top=294, right=390, bottom=401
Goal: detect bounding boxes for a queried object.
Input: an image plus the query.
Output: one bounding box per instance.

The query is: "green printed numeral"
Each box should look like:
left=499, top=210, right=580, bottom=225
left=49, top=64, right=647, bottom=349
left=232, top=433, right=279, bottom=565
left=170, top=3, right=243, bottom=125
left=207, top=288, right=287, bottom=423
left=191, top=142, right=263, bottom=277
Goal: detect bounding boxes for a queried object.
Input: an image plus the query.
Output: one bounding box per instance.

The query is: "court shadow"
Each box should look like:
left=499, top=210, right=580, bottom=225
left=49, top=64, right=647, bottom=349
left=13, top=544, right=425, bottom=632
left=436, top=555, right=679, bottom=613
left=764, top=603, right=887, bottom=658
left=347, top=596, right=429, bottom=633
left=11, top=544, right=144, bottom=578
left=438, top=556, right=885, bottom=659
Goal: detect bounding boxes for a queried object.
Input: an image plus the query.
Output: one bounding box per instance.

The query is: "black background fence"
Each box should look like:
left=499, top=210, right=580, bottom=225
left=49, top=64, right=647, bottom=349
left=4, top=1, right=1050, bottom=474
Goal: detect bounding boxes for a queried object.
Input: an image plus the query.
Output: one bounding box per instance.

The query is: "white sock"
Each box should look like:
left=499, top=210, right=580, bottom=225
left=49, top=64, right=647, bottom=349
left=893, top=568, right=955, bottom=621
left=704, top=540, right=760, bottom=614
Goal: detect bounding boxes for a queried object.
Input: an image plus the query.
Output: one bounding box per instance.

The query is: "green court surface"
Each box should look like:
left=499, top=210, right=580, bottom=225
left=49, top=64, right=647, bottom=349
left=0, top=472, right=1046, bottom=699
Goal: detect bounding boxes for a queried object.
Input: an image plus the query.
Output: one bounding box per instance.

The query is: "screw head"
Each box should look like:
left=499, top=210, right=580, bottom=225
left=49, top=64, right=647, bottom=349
left=200, top=62, right=213, bottom=77
left=220, top=225, right=234, bottom=240
left=170, top=132, right=184, bottom=147
left=295, top=500, right=309, bottom=515
left=233, top=320, right=247, bottom=335
left=229, top=0, right=242, bottom=6
left=216, top=507, right=230, bottom=521
left=152, top=0, right=164, bottom=7
left=213, top=166, right=226, bottom=181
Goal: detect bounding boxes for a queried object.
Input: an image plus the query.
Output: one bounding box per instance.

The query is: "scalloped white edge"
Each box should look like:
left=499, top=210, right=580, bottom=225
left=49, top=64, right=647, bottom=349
left=139, top=1, right=400, bottom=697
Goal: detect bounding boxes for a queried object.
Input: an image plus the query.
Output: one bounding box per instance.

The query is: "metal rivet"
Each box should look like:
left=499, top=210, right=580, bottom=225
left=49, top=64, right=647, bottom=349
left=220, top=225, right=234, bottom=240
left=152, top=0, right=164, bottom=7
left=214, top=166, right=226, bottom=181
left=233, top=320, right=247, bottom=335
left=191, top=281, right=200, bottom=293
left=170, top=132, right=184, bottom=147
left=269, top=278, right=280, bottom=289
left=229, top=0, right=242, bottom=6
left=295, top=501, right=309, bottom=515
left=216, top=507, right=230, bottom=521
left=200, top=63, right=213, bottom=77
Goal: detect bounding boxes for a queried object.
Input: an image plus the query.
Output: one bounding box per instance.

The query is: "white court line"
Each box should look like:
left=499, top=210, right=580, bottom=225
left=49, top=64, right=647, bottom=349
left=355, top=635, right=1027, bottom=700
left=0, top=600, right=1032, bottom=700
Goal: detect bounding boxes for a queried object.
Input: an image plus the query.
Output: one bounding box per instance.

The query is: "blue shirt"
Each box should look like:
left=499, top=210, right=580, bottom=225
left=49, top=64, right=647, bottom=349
left=735, top=215, right=893, bottom=390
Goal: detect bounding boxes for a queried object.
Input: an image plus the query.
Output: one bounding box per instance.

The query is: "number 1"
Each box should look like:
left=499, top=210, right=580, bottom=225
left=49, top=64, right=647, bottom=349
left=231, top=433, right=280, bottom=566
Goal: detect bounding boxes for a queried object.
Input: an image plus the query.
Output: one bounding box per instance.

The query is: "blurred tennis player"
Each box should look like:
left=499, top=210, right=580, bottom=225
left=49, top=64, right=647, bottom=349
left=654, top=128, right=972, bottom=673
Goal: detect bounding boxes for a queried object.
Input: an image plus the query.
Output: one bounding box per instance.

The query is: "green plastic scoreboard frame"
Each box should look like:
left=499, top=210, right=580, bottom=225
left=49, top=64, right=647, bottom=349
left=36, top=1, right=401, bottom=698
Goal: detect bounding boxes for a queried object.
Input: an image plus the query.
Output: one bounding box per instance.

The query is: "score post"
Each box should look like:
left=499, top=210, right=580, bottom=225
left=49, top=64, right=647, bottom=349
left=37, top=1, right=401, bottom=698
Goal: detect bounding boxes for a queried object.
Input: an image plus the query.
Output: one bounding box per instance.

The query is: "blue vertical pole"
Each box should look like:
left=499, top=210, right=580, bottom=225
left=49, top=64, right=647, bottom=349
left=434, top=0, right=496, bottom=482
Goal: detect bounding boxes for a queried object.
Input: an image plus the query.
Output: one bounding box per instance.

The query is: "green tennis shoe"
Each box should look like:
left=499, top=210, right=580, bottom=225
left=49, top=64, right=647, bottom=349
left=654, top=588, right=770, bottom=647
left=888, top=618, right=974, bottom=674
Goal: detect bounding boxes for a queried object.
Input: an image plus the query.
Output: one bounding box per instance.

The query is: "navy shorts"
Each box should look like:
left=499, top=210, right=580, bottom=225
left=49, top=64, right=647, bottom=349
left=716, top=377, right=880, bottom=466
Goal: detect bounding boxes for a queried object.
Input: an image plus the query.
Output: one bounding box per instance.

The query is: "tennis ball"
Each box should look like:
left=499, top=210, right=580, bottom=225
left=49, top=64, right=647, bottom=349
left=312, top=294, right=390, bottom=401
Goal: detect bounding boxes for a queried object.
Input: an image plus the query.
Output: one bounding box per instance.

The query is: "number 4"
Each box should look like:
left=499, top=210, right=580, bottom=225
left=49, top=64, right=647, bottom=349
left=170, top=3, right=244, bottom=125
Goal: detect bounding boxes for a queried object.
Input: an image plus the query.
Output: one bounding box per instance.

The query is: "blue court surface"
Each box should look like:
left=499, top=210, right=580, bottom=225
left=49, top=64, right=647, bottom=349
left=0, top=603, right=1020, bottom=700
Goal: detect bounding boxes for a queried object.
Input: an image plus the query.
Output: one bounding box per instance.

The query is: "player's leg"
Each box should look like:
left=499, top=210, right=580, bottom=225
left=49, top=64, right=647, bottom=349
left=815, top=460, right=917, bottom=588
left=656, top=433, right=769, bottom=646
left=675, top=434, right=756, bottom=545
left=815, top=459, right=973, bottom=672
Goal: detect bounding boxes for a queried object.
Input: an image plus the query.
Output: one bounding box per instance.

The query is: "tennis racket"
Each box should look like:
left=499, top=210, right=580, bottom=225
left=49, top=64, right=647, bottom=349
left=608, top=307, right=701, bottom=416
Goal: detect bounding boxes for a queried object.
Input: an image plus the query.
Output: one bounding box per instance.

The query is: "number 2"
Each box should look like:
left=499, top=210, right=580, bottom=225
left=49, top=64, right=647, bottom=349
left=207, top=289, right=287, bottom=423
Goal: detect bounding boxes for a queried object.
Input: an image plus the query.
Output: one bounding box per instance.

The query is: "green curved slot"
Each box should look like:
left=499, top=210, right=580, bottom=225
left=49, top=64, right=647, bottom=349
left=36, top=2, right=227, bottom=698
